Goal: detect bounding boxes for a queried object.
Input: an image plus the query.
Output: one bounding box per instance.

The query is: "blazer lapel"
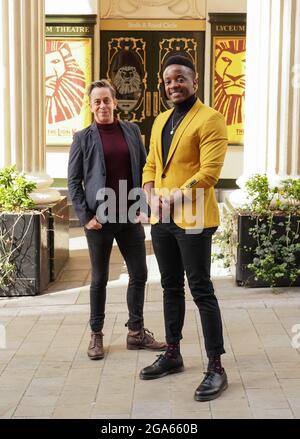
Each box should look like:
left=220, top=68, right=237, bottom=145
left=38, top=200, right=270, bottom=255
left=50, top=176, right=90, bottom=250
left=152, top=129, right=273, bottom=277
left=90, top=121, right=106, bottom=173
left=164, top=99, right=202, bottom=169
left=156, top=109, right=173, bottom=166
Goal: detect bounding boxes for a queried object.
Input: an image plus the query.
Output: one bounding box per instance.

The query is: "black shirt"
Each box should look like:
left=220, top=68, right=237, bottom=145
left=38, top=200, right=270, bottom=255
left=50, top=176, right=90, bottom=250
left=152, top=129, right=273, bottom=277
left=162, top=94, right=197, bottom=167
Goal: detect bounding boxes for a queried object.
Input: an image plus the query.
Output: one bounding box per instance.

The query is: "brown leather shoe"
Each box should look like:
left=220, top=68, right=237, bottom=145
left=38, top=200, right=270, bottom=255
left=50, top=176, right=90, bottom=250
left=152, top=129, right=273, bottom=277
left=127, top=328, right=166, bottom=351
left=87, top=331, right=104, bottom=360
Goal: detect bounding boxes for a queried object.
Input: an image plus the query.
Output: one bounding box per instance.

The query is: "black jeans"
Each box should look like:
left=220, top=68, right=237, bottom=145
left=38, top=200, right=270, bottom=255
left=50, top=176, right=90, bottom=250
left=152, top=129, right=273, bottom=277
left=85, top=222, right=147, bottom=332
left=151, top=220, right=225, bottom=357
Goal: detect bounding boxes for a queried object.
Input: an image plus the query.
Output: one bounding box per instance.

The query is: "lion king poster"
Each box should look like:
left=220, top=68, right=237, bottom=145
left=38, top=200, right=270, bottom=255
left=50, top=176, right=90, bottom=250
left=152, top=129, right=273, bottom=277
left=212, top=36, right=246, bottom=145
left=45, top=38, right=92, bottom=145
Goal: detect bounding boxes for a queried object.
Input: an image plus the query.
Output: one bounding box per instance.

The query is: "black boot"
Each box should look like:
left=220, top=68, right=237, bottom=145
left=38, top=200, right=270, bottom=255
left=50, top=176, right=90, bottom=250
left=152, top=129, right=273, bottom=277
left=194, top=370, right=228, bottom=401
left=139, top=351, right=184, bottom=380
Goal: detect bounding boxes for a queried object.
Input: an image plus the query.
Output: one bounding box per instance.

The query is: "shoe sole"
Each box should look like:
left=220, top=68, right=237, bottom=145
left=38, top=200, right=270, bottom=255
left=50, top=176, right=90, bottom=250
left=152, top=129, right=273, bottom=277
left=87, top=354, right=104, bottom=360
left=194, top=382, right=228, bottom=402
left=139, top=366, right=184, bottom=380
left=127, top=344, right=166, bottom=351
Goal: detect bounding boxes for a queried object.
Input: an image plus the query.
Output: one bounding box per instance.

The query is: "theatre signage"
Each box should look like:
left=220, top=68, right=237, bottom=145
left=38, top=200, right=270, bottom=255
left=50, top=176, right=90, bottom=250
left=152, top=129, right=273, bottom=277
left=45, top=16, right=96, bottom=146
left=209, top=13, right=247, bottom=146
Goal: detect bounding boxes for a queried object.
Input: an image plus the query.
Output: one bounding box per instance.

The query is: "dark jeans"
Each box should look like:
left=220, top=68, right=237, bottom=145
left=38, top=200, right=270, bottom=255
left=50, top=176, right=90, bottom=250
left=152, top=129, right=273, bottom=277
left=85, top=222, right=147, bottom=332
left=151, top=220, right=225, bottom=357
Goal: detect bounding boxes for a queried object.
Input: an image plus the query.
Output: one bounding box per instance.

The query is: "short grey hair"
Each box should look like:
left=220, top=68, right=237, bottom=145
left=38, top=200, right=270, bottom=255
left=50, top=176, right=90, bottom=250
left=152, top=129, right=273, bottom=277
left=87, top=79, right=116, bottom=99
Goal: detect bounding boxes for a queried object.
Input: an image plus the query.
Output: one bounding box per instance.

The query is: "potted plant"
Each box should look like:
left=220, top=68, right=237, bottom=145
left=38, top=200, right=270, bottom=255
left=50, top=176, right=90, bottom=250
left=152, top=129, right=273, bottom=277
left=213, top=174, right=300, bottom=288
left=0, top=166, right=50, bottom=296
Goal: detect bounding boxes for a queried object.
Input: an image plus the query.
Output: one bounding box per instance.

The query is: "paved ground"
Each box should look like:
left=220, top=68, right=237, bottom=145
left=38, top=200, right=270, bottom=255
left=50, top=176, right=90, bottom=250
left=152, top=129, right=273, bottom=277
left=0, top=227, right=300, bottom=419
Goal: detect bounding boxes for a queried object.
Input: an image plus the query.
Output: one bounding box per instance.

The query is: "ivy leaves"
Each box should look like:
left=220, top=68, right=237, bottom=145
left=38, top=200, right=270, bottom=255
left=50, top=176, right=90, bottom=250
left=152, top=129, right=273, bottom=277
left=0, top=165, right=37, bottom=290
left=215, top=175, right=300, bottom=287
left=241, top=175, right=300, bottom=287
left=248, top=215, right=300, bottom=287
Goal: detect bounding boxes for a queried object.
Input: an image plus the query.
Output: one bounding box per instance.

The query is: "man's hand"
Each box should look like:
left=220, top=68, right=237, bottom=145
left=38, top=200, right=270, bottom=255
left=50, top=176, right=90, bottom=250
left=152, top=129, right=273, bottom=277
left=149, top=194, right=163, bottom=220
left=160, top=189, right=183, bottom=207
left=143, top=181, right=161, bottom=220
left=135, top=212, right=150, bottom=224
left=85, top=216, right=102, bottom=230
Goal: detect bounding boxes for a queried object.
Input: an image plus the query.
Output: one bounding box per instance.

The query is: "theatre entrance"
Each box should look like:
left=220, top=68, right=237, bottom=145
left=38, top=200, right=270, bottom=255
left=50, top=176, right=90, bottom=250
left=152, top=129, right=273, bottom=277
left=100, top=20, right=205, bottom=148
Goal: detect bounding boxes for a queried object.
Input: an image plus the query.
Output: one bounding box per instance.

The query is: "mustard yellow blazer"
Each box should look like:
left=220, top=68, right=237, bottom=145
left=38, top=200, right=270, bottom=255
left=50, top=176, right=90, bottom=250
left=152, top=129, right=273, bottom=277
left=142, top=99, right=228, bottom=230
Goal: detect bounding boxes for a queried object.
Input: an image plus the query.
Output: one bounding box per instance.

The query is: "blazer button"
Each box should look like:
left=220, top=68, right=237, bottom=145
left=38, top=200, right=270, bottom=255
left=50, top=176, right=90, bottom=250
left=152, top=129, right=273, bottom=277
left=102, top=173, right=106, bottom=177
left=162, top=174, right=166, bottom=178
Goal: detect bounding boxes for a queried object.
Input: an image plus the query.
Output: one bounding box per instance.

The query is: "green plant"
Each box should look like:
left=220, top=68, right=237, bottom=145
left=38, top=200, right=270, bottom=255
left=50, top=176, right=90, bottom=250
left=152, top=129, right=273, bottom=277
left=212, top=205, right=237, bottom=269
left=0, top=165, right=36, bottom=212
left=0, top=260, right=17, bottom=290
left=215, top=175, right=300, bottom=287
left=243, top=175, right=300, bottom=214
left=246, top=214, right=300, bottom=287
left=279, top=179, right=300, bottom=213
left=242, top=175, right=300, bottom=287
left=0, top=165, right=37, bottom=290
left=244, top=174, right=274, bottom=214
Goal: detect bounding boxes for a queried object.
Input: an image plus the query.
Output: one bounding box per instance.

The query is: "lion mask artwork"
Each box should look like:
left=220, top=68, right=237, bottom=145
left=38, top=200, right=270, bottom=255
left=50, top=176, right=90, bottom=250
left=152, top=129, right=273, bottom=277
left=114, top=65, right=142, bottom=96
left=45, top=41, right=86, bottom=124
left=214, top=39, right=246, bottom=126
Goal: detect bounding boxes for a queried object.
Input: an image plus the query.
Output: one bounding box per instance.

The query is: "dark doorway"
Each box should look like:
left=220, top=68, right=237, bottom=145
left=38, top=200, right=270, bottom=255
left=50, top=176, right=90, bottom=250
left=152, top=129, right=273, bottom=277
left=100, top=29, right=205, bottom=149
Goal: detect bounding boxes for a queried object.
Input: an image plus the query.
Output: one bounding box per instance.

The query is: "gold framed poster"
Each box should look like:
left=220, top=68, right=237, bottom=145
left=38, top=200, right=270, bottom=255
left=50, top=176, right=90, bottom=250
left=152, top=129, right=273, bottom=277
left=209, top=13, right=246, bottom=145
left=45, top=16, right=96, bottom=146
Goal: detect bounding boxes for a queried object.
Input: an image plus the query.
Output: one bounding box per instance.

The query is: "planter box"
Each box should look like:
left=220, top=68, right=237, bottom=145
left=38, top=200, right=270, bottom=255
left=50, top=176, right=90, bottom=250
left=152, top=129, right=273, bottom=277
left=235, top=214, right=300, bottom=287
left=46, top=197, right=69, bottom=282
left=0, top=198, right=69, bottom=296
left=0, top=211, right=50, bottom=296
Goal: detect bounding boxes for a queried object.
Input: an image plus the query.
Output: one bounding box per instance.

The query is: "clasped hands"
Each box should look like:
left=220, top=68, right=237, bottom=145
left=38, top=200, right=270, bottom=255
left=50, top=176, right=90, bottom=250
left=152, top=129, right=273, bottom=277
left=85, top=189, right=184, bottom=227
left=142, top=189, right=183, bottom=222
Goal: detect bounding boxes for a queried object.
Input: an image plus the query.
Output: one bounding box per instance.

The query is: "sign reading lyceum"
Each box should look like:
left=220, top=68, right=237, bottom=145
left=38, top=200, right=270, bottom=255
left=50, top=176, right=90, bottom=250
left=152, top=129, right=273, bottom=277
left=216, top=24, right=246, bottom=32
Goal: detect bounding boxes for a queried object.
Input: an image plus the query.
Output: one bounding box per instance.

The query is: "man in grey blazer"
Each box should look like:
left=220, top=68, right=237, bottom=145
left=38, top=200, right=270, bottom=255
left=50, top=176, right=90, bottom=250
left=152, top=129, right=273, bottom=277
left=68, top=80, right=165, bottom=360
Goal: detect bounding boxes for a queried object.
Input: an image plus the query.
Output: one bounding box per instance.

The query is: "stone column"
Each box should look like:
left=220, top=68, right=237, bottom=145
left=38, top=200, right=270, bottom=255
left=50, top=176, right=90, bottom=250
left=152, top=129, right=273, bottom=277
left=0, top=0, right=60, bottom=202
left=232, top=0, right=300, bottom=204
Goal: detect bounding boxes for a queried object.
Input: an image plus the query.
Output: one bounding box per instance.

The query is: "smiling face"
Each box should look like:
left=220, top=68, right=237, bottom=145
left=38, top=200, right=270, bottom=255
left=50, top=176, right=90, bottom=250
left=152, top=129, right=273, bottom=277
left=163, top=64, right=197, bottom=104
left=90, top=86, right=117, bottom=124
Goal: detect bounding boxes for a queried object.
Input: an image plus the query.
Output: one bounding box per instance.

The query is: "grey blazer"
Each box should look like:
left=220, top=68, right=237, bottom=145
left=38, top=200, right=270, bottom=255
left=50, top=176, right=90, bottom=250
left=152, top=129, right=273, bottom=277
left=68, top=120, right=146, bottom=226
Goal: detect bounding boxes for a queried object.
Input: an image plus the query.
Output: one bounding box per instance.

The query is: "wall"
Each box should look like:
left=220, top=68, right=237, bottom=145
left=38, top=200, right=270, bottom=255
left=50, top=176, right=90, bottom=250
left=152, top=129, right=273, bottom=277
left=100, top=0, right=205, bottom=19
left=45, top=0, right=97, bottom=14
left=205, top=0, right=247, bottom=180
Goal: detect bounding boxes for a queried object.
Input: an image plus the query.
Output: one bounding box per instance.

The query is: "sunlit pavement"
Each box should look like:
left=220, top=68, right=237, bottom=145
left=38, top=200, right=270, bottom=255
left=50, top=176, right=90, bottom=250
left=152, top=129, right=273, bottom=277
left=0, top=226, right=300, bottom=419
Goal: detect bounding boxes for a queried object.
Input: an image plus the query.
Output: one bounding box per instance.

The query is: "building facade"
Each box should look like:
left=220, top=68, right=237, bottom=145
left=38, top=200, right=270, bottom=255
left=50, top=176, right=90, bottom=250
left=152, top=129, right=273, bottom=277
left=0, top=0, right=299, bottom=195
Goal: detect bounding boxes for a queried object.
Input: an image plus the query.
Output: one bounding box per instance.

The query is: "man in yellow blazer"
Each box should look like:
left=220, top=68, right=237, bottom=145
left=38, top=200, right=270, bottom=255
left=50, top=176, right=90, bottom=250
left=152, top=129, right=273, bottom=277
left=139, top=55, right=228, bottom=402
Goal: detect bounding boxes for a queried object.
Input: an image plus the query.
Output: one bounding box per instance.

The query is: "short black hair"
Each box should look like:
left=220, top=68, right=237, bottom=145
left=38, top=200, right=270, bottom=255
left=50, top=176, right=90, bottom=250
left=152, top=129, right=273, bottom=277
left=87, top=79, right=116, bottom=99
left=163, top=55, right=196, bottom=73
